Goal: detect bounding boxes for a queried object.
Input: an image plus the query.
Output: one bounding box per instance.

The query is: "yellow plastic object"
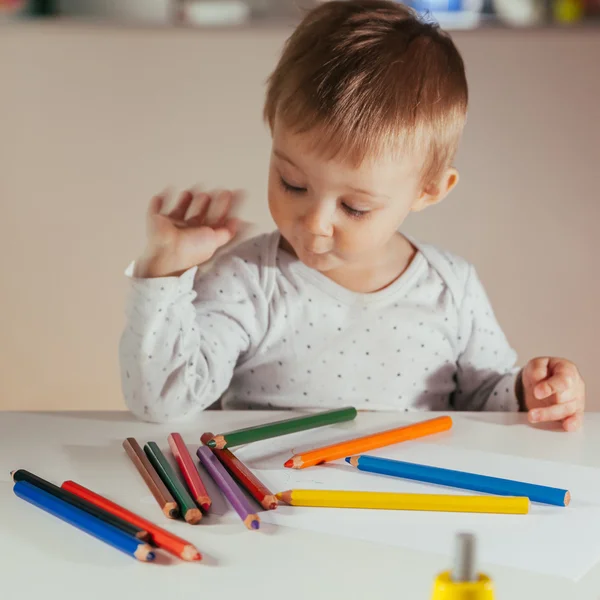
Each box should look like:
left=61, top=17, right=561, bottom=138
left=553, top=0, right=584, bottom=22
left=431, top=571, right=495, bottom=600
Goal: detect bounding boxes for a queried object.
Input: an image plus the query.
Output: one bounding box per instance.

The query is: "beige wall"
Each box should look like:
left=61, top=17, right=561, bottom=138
left=1, top=23, right=598, bottom=411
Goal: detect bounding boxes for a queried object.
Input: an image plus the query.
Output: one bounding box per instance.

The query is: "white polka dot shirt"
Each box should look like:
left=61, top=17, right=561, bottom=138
left=119, top=232, right=521, bottom=422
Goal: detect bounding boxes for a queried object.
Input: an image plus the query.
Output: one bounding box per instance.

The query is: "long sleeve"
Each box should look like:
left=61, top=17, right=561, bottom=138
left=452, top=265, right=520, bottom=412
left=118, top=246, right=270, bottom=423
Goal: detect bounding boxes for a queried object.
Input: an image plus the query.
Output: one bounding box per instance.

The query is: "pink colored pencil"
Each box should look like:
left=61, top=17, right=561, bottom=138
left=168, top=433, right=211, bottom=512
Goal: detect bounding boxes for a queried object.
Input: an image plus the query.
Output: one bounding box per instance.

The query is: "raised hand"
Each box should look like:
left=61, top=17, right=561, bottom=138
left=134, top=188, right=243, bottom=278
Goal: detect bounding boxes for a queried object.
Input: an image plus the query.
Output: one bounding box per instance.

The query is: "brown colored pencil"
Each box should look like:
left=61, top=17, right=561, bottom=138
left=144, top=441, right=202, bottom=525
left=123, top=437, right=179, bottom=519
left=200, top=432, right=277, bottom=510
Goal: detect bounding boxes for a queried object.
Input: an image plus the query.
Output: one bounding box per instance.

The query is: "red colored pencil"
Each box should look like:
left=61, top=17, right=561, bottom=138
left=201, top=432, right=277, bottom=510
left=168, top=433, right=212, bottom=512
left=62, top=480, right=202, bottom=562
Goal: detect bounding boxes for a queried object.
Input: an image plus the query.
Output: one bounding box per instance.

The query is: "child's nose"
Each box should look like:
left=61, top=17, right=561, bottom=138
left=303, top=201, right=334, bottom=237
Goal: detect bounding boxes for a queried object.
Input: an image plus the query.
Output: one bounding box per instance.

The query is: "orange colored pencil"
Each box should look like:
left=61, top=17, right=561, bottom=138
left=62, top=480, right=202, bottom=562
left=284, top=416, right=452, bottom=469
left=168, top=433, right=212, bottom=512
left=200, top=432, right=277, bottom=510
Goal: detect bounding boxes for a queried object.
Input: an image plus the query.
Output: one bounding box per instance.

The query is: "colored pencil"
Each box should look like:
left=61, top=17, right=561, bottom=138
left=62, top=480, right=202, bottom=561
left=123, top=437, right=179, bottom=519
left=144, top=442, right=202, bottom=524
left=285, top=416, right=452, bottom=469
left=14, top=480, right=156, bottom=561
left=276, top=489, right=529, bottom=514
left=347, top=455, right=570, bottom=507
left=206, top=406, right=357, bottom=449
left=196, top=445, right=261, bottom=530
left=201, top=432, right=277, bottom=510
left=11, top=469, right=150, bottom=541
left=168, top=433, right=212, bottom=512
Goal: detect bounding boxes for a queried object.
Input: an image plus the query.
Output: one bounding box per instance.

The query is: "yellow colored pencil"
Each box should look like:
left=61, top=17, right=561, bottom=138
left=276, top=490, right=529, bottom=514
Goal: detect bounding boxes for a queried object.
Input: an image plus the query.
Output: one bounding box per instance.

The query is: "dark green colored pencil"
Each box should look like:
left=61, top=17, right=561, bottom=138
left=11, top=469, right=151, bottom=541
left=143, top=442, right=202, bottom=524
left=206, top=406, right=358, bottom=449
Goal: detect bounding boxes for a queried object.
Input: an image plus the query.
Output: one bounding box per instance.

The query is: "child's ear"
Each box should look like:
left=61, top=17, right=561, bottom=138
left=411, top=168, right=459, bottom=212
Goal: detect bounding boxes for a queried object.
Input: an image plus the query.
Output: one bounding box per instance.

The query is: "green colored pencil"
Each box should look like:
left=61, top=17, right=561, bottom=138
left=144, top=442, right=202, bottom=524
left=205, top=407, right=358, bottom=449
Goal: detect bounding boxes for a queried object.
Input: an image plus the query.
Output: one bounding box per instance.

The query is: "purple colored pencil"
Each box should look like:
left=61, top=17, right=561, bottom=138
left=196, top=445, right=260, bottom=530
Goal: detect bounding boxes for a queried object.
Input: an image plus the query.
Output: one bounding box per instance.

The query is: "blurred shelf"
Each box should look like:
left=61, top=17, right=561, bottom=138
left=2, top=13, right=599, bottom=33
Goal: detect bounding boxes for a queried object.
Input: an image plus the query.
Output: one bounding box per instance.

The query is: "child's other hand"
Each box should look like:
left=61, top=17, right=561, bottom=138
left=522, top=357, right=585, bottom=431
left=134, top=188, right=244, bottom=278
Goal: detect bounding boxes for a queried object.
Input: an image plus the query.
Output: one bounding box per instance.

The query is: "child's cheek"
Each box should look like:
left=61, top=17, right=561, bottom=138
left=268, top=193, right=297, bottom=239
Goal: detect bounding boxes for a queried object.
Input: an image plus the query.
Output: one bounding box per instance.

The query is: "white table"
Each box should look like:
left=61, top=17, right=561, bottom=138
left=1, top=411, right=599, bottom=600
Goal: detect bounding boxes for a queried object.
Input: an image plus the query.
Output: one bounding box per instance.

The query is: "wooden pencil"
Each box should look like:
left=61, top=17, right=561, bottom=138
left=14, top=481, right=156, bottom=561
left=347, top=455, right=570, bottom=507
left=123, top=437, right=179, bottom=519
left=206, top=406, right=357, bottom=449
left=11, top=469, right=150, bottom=541
left=201, top=432, right=277, bottom=510
left=284, top=416, right=452, bottom=469
left=276, top=489, right=529, bottom=514
left=62, top=480, right=202, bottom=561
left=196, top=445, right=261, bottom=530
left=144, top=442, right=202, bottom=524
left=168, top=433, right=212, bottom=512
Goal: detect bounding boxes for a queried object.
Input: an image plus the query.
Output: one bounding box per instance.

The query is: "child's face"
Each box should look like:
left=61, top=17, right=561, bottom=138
left=268, top=121, right=447, bottom=274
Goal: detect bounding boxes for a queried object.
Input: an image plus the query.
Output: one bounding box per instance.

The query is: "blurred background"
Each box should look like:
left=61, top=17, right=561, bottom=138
left=1, top=0, right=599, bottom=412
left=3, top=0, right=600, bottom=27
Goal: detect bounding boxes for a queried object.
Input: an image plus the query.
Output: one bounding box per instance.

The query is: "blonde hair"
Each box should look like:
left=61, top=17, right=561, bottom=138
left=264, top=0, right=468, bottom=187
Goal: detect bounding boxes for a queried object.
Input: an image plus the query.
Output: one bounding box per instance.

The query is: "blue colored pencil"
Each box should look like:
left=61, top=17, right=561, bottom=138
left=13, top=481, right=156, bottom=561
left=346, top=455, right=570, bottom=507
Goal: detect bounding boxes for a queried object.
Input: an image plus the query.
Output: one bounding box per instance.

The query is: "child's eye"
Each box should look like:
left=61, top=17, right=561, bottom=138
left=280, top=177, right=307, bottom=194
left=342, top=203, right=369, bottom=219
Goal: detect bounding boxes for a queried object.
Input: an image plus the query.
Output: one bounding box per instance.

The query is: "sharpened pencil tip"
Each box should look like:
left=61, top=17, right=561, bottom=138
left=284, top=459, right=293, bottom=468
left=182, top=545, right=203, bottom=561
left=276, top=491, right=292, bottom=504
left=251, top=520, right=260, bottom=530
left=207, top=440, right=216, bottom=448
left=344, top=457, right=351, bottom=464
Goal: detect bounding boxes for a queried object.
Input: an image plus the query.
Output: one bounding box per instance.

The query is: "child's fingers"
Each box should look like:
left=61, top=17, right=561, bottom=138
left=528, top=399, right=577, bottom=424
left=184, top=192, right=211, bottom=224
left=204, top=190, right=233, bottom=227
left=147, top=194, right=165, bottom=218
left=525, top=357, right=550, bottom=386
left=534, top=364, right=577, bottom=400
left=212, top=218, right=245, bottom=248
left=168, top=189, right=194, bottom=221
left=526, top=357, right=550, bottom=377
left=226, top=190, right=245, bottom=220
left=213, top=190, right=244, bottom=229
left=562, top=412, right=583, bottom=432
